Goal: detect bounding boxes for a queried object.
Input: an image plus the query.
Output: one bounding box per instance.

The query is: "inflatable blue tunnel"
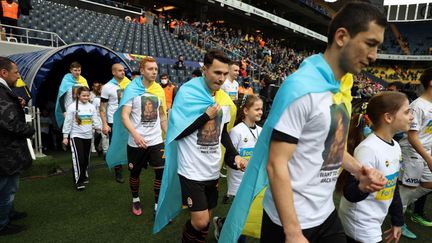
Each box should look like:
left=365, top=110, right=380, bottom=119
left=8, top=43, right=132, bottom=107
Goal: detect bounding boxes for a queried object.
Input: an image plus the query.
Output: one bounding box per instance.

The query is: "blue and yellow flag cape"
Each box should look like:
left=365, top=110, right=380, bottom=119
left=153, top=77, right=236, bottom=233
left=55, top=73, right=88, bottom=128
left=106, top=76, right=166, bottom=169
left=219, top=54, right=353, bottom=242
left=107, top=76, right=131, bottom=90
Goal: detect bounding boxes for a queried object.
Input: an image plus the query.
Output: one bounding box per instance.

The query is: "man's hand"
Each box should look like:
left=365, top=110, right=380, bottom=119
left=234, top=155, right=248, bottom=171
left=17, top=97, right=26, bottom=107
left=205, top=104, right=220, bottom=119
left=62, top=138, right=68, bottom=146
left=285, top=231, right=309, bottom=243
left=384, top=226, right=401, bottom=243
left=356, top=166, right=387, bottom=193
left=102, top=124, right=111, bottom=135
left=133, top=133, right=147, bottom=149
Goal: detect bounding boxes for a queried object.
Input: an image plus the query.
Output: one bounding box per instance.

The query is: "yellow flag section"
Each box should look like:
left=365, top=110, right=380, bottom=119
left=77, top=75, right=89, bottom=88
left=241, top=73, right=353, bottom=239
left=214, top=88, right=237, bottom=172
left=147, top=81, right=167, bottom=115
left=118, top=76, right=131, bottom=90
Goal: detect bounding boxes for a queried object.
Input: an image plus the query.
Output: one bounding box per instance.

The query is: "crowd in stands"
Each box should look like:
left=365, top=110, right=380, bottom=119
left=366, top=66, right=423, bottom=82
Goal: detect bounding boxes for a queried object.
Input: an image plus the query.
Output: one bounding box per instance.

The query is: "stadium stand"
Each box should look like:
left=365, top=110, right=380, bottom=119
left=18, top=0, right=202, bottom=62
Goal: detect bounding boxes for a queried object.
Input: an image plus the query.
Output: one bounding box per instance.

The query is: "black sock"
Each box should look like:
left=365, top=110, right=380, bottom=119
left=196, top=223, right=209, bottom=243
left=154, top=168, right=163, bottom=206
left=129, top=176, right=140, bottom=198
left=182, top=220, right=200, bottom=243
left=414, top=193, right=429, bottom=215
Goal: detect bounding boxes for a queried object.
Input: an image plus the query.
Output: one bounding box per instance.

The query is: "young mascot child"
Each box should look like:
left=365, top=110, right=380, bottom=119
left=63, top=86, right=101, bottom=190
left=337, top=91, right=413, bottom=242
left=214, top=94, right=263, bottom=241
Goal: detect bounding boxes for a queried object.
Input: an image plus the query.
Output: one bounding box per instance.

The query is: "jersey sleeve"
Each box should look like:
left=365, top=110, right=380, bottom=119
left=409, top=102, right=423, bottom=131
left=100, top=85, right=110, bottom=100
left=229, top=127, right=242, bottom=151
left=273, top=94, right=312, bottom=139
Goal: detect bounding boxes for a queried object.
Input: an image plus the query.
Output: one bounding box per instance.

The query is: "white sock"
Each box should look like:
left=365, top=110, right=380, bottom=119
left=133, top=197, right=140, bottom=203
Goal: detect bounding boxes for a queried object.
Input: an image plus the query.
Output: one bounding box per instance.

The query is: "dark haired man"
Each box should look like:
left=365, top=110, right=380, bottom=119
left=219, top=2, right=389, bottom=242
left=154, top=49, right=247, bottom=242
left=0, top=56, right=34, bottom=236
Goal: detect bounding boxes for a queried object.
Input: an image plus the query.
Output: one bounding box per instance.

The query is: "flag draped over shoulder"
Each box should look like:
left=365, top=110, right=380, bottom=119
left=106, top=76, right=166, bottom=169
left=55, top=74, right=88, bottom=127
left=219, top=54, right=353, bottom=242
left=153, top=77, right=235, bottom=233
left=107, top=76, right=131, bottom=90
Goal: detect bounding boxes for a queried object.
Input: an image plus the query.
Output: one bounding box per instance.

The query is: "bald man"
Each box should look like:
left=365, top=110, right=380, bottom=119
left=100, top=63, right=131, bottom=183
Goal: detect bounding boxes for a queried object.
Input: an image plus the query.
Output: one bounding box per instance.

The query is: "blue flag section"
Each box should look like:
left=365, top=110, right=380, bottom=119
left=153, top=77, right=234, bottom=233
left=219, top=54, right=348, bottom=242
left=54, top=73, right=87, bottom=128
left=106, top=77, right=146, bottom=169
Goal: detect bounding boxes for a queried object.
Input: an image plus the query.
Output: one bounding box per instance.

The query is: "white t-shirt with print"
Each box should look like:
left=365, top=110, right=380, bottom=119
left=63, top=102, right=100, bottom=139
left=101, top=81, right=124, bottom=124
left=263, top=92, right=350, bottom=229
left=177, top=103, right=231, bottom=181
left=399, top=97, right=432, bottom=153
left=125, top=93, right=163, bottom=147
left=227, top=122, right=262, bottom=196
left=64, top=84, right=84, bottom=112
left=221, top=79, right=239, bottom=101
left=339, top=133, right=401, bottom=242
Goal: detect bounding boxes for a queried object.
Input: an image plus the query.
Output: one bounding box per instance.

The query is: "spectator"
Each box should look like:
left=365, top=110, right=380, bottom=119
left=173, top=55, right=186, bottom=70
left=0, top=56, right=35, bottom=236
left=160, top=73, right=177, bottom=110
left=0, top=0, right=19, bottom=38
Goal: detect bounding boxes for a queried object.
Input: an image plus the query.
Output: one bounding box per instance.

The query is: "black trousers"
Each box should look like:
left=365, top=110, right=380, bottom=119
left=260, top=209, right=346, bottom=243
left=70, top=137, right=91, bottom=184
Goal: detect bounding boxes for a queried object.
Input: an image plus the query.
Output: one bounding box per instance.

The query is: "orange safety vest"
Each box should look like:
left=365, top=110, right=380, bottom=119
left=1, top=1, right=18, bottom=20
left=169, top=20, right=177, bottom=29
left=238, top=86, right=253, bottom=95
left=163, top=84, right=175, bottom=109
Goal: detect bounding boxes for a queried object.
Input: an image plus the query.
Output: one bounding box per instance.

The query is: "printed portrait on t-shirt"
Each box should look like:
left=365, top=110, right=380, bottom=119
left=197, top=109, right=223, bottom=146
left=140, top=96, right=158, bottom=125
left=321, top=103, right=349, bottom=171
left=116, top=88, right=125, bottom=104
left=72, top=84, right=82, bottom=100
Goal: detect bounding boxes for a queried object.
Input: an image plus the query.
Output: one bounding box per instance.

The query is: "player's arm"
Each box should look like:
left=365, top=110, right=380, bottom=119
left=99, top=99, right=110, bottom=135
left=342, top=151, right=387, bottom=193
left=175, top=104, right=219, bottom=140
left=221, top=123, right=243, bottom=170
left=159, top=105, right=167, bottom=134
left=121, top=105, right=147, bottom=148
left=267, top=131, right=307, bottom=243
left=407, top=130, right=432, bottom=170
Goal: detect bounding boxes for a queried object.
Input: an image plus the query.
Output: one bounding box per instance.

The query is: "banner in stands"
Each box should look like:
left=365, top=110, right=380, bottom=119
left=120, top=53, right=202, bottom=68
left=215, top=0, right=327, bottom=42
left=377, top=53, right=432, bottom=61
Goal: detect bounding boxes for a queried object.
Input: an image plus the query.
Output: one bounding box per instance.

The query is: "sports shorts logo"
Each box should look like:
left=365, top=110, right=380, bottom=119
left=128, top=163, right=134, bottom=169
left=187, top=197, right=193, bottom=208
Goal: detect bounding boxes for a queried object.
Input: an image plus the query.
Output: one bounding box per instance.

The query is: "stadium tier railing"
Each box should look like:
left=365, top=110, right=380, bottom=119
left=1, top=24, right=66, bottom=47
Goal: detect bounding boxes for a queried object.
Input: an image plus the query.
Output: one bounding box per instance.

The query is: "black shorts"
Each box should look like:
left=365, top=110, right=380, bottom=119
left=179, top=174, right=219, bottom=212
left=127, top=143, right=165, bottom=170
left=260, top=209, right=346, bottom=243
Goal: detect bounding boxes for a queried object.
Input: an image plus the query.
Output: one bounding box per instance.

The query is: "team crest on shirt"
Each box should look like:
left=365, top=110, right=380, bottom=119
left=243, top=137, right=248, bottom=143
left=187, top=197, right=193, bottom=208
left=385, top=160, right=390, bottom=167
